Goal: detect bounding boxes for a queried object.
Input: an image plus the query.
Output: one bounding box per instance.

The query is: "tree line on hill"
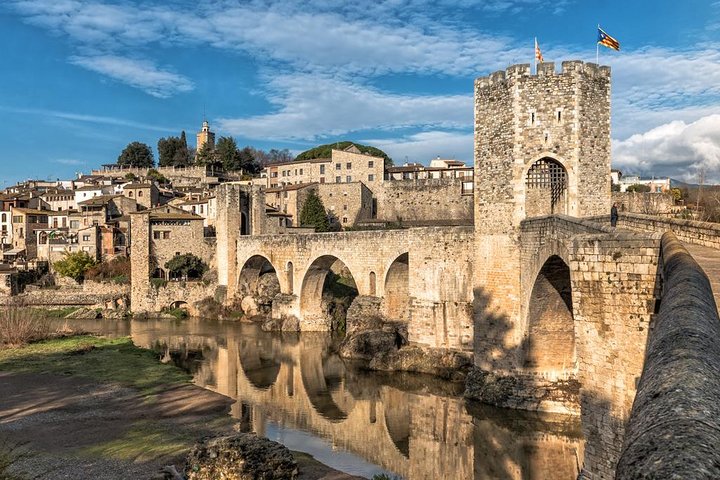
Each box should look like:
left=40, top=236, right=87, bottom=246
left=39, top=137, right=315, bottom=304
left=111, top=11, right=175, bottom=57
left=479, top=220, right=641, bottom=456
left=116, top=132, right=294, bottom=174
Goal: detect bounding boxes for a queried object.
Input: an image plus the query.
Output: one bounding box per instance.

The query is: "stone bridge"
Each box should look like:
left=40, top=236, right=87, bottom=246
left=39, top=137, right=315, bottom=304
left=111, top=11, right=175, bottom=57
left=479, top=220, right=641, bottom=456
left=228, top=227, right=475, bottom=350
left=217, top=212, right=663, bottom=479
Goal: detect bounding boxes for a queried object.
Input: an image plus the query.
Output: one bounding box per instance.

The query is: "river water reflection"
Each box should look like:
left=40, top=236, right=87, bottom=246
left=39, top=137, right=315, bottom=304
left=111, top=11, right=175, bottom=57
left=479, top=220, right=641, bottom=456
left=65, top=318, right=583, bottom=479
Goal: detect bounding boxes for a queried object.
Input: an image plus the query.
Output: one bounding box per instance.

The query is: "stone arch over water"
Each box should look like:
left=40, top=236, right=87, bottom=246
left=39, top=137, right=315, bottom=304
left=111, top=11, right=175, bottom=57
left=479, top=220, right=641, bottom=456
left=300, top=255, right=358, bottom=329
left=523, top=255, right=576, bottom=379
left=525, top=157, right=568, bottom=217
left=383, top=253, right=409, bottom=321
left=238, top=255, right=280, bottom=297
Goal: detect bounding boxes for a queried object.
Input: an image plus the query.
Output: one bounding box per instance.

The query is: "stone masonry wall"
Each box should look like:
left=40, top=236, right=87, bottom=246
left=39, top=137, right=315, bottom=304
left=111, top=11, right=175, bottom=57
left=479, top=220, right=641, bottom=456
left=316, top=182, right=373, bottom=227
left=616, top=233, right=720, bottom=479
left=612, top=192, right=675, bottom=215
left=570, top=231, right=661, bottom=479
left=132, top=281, right=216, bottom=316
left=372, top=178, right=473, bottom=223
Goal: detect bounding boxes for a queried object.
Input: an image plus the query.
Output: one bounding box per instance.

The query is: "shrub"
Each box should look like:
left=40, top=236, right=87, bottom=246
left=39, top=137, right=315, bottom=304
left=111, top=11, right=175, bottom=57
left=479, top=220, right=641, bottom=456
left=164, top=308, right=188, bottom=319
left=165, top=254, right=208, bottom=280
left=626, top=184, right=651, bottom=193
left=85, top=256, right=130, bottom=283
left=150, top=278, right=168, bottom=289
left=53, top=251, right=97, bottom=282
left=0, top=305, right=50, bottom=346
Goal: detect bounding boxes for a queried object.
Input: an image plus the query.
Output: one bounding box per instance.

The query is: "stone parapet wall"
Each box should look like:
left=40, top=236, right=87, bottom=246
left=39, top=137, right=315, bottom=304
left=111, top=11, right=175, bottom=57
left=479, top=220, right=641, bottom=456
left=616, top=233, right=720, bottom=479
left=588, top=212, right=720, bottom=249
left=611, top=192, right=675, bottom=215
left=372, top=178, right=473, bottom=223
left=2, top=282, right=129, bottom=308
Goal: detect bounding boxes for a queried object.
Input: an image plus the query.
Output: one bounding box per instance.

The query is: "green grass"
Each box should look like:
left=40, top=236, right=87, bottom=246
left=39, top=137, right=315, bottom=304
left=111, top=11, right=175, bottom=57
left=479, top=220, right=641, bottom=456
left=163, top=308, right=188, bottom=320
left=0, top=336, right=191, bottom=395
left=82, top=421, right=192, bottom=462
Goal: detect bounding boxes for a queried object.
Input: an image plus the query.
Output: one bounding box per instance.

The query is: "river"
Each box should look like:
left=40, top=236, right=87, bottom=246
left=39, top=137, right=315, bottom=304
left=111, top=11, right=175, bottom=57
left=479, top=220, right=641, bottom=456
left=61, top=317, right=583, bottom=480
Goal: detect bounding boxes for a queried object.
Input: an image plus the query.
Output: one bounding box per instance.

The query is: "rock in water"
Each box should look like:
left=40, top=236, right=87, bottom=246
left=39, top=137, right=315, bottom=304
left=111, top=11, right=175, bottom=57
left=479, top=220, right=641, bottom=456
left=240, top=296, right=259, bottom=316
left=338, top=329, right=399, bottom=361
left=185, top=433, right=298, bottom=480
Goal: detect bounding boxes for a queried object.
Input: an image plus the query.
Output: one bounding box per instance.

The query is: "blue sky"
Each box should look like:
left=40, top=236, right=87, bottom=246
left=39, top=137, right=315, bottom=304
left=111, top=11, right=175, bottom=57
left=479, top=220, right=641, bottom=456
left=1, top=0, right=720, bottom=185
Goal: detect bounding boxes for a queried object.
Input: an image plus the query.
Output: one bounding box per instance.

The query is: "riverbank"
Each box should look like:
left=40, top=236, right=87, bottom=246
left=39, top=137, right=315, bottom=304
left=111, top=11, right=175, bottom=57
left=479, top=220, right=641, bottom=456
left=0, top=336, right=364, bottom=479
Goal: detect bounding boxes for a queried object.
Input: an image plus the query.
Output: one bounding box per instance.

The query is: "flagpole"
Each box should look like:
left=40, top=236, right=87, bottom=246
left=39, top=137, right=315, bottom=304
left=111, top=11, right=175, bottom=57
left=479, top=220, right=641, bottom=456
left=534, top=37, right=537, bottom=73
left=596, top=24, right=600, bottom=64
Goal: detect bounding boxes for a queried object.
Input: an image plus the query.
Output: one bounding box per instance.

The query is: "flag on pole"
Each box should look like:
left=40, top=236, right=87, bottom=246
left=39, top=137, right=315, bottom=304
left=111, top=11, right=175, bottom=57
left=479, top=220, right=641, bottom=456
left=535, top=37, right=544, bottom=62
left=597, top=27, right=620, bottom=51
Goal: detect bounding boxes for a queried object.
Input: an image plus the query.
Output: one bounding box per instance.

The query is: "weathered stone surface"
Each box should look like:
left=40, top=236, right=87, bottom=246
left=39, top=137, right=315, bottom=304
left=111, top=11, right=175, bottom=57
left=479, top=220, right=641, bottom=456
left=338, top=329, right=398, bottom=361
left=464, top=367, right=580, bottom=414
left=345, top=296, right=384, bottom=334
left=64, top=307, right=102, bottom=319
left=241, top=296, right=259, bottom=317
left=260, top=315, right=300, bottom=332
left=185, top=433, right=298, bottom=480
left=369, top=345, right=473, bottom=382
left=256, top=273, right=280, bottom=302
left=616, top=233, right=720, bottom=479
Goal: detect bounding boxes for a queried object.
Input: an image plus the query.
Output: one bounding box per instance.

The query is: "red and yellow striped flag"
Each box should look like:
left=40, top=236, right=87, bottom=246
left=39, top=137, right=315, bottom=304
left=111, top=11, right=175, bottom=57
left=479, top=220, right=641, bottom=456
left=535, top=38, right=544, bottom=62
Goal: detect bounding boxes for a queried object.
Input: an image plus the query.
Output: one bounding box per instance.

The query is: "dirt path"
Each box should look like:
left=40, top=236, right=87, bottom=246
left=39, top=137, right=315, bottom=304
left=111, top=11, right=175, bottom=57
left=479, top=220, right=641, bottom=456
left=0, top=372, right=365, bottom=480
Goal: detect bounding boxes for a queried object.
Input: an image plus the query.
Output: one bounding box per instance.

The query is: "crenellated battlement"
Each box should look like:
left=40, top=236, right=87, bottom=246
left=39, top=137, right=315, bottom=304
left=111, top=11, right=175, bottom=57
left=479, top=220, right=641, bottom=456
left=475, top=60, right=611, bottom=88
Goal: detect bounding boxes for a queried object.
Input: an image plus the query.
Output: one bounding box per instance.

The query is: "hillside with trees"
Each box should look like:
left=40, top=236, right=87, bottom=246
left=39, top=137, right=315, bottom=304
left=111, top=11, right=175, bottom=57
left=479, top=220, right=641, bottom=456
left=295, top=141, right=393, bottom=166
left=118, top=133, right=294, bottom=174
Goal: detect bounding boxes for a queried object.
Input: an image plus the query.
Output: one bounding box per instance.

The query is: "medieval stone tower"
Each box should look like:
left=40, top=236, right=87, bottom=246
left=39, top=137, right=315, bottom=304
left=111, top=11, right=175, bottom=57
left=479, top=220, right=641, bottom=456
left=473, top=61, right=612, bottom=371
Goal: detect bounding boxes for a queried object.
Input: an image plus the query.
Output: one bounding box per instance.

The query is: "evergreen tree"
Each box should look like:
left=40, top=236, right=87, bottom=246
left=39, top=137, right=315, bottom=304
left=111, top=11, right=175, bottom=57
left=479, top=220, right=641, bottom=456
left=117, top=142, right=154, bottom=168
left=238, top=147, right=259, bottom=173
left=216, top=136, right=242, bottom=171
left=158, top=134, right=191, bottom=167
left=299, top=190, right=329, bottom=232
left=174, top=131, right=191, bottom=166
left=195, top=142, right=219, bottom=167
left=157, top=137, right=178, bottom=167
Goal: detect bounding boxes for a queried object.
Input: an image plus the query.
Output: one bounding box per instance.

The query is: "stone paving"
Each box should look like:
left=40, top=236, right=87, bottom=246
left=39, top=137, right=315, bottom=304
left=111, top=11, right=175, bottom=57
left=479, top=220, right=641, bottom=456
left=683, top=243, right=720, bottom=312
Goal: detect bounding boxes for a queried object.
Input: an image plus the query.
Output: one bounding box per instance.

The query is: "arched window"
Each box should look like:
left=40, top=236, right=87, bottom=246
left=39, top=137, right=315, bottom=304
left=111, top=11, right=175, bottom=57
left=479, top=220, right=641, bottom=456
left=369, top=271, right=376, bottom=296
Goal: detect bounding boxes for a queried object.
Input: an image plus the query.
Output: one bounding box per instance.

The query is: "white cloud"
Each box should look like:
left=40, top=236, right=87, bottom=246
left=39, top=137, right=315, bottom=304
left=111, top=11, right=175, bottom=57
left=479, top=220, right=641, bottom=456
left=217, top=74, right=471, bottom=140
left=613, top=114, right=720, bottom=183
left=8, top=0, right=527, bottom=77
left=362, top=131, right=474, bottom=164
left=69, top=55, right=193, bottom=98
left=0, top=105, right=178, bottom=132
left=54, top=158, right=85, bottom=165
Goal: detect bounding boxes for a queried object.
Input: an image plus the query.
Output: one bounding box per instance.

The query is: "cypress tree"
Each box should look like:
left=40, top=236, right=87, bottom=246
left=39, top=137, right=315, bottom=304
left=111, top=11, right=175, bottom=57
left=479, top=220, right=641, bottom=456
left=299, top=191, right=329, bottom=232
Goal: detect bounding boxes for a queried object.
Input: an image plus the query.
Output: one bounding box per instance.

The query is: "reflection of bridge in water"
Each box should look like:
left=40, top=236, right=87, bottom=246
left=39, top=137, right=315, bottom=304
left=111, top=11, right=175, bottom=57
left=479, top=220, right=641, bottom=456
left=130, top=319, right=582, bottom=479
